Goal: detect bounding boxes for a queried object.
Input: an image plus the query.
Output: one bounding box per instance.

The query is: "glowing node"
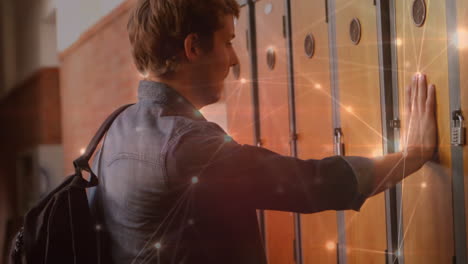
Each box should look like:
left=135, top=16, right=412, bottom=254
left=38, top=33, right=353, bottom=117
left=80, top=148, right=85, bottom=155
left=95, top=224, right=102, bottom=231
left=188, top=219, right=195, bottom=225
left=240, top=78, right=247, bottom=84
left=404, top=61, right=411, bottom=68
left=345, top=106, right=353, bottom=113
left=457, top=28, right=468, bottom=49
left=154, top=242, right=162, bottom=250
left=139, top=71, right=149, bottom=78
left=372, top=149, right=382, bottom=158
left=421, top=182, right=427, bottom=189
left=326, top=241, right=336, bottom=251
left=314, top=83, right=322, bottom=90
left=194, top=110, right=203, bottom=117
left=395, top=38, right=403, bottom=46
left=192, top=176, right=199, bottom=184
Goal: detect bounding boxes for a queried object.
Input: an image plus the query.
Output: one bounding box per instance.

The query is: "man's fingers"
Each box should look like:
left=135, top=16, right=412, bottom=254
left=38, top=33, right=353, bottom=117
left=405, top=84, right=412, bottom=125
left=426, top=84, right=436, bottom=113
left=418, top=73, right=427, bottom=112
left=411, top=73, right=419, bottom=113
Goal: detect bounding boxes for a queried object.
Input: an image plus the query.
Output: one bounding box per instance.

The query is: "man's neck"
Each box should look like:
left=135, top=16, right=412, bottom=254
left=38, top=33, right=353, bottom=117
left=145, top=76, right=205, bottom=110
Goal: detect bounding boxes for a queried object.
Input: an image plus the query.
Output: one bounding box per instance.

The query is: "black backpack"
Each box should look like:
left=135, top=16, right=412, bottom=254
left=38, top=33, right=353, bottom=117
left=9, top=104, right=133, bottom=264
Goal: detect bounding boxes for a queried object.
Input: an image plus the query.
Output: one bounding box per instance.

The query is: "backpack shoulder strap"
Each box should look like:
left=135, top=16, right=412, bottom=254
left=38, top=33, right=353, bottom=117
left=73, top=104, right=134, bottom=185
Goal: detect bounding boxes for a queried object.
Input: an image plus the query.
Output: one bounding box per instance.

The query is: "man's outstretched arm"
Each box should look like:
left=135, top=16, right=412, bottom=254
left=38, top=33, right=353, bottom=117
left=358, top=73, right=437, bottom=197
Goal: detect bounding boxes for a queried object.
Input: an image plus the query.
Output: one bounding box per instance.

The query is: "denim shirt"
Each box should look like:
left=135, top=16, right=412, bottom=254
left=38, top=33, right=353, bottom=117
left=90, top=80, right=371, bottom=264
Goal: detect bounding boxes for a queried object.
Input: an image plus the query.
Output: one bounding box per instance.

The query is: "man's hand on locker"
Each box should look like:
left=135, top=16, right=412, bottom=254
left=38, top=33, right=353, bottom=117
left=402, top=73, right=437, bottom=165
left=367, top=73, right=437, bottom=196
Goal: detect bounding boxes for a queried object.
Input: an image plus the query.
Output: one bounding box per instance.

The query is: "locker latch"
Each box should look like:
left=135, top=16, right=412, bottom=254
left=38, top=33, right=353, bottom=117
left=451, top=110, right=465, bottom=146
left=389, top=119, right=401, bottom=129
left=290, top=133, right=298, bottom=144
left=334, top=128, right=345, bottom=156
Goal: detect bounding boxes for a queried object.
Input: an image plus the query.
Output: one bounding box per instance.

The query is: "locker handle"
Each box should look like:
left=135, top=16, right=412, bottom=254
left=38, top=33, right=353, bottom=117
left=334, top=128, right=345, bottom=156
left=451, top=110, right=465, bottom=146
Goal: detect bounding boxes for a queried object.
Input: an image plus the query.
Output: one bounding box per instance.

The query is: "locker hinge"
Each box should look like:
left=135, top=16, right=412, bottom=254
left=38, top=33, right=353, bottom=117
left=246, top=29, right=250, bottom=52
left=389, top=119, right=401, bottom=129
left=336, top=243, right=340, bottom=264
left=282, top=15, right=286, bottom=38
left=292, top=239, right=297, bottom=263
left=290, top=133, right=298, bottom=143
left=325, top=0, right=329, bottom=23
left=334, top=128, right=345, bottom=156
left=451, top=110, right=465, bottom=146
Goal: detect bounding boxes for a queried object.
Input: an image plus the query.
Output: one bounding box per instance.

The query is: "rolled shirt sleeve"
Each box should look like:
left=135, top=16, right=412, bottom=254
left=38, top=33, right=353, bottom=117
left=165, top=122, right=370, bottom=214
left=342, top=156, right=376, bottom=197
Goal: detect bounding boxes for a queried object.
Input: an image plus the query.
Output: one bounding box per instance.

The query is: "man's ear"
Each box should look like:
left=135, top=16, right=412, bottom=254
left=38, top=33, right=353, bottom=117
left=184, top=33, right=203, bottom=62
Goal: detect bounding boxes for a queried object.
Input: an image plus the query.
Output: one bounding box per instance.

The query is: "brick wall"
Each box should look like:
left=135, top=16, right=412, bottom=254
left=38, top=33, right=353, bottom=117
left=59, top=0, right=139, bottom=174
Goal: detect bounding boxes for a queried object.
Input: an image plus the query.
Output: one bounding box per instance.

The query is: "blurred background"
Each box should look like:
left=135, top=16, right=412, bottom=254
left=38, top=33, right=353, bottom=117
left=0, top=0, right=468, bottom=263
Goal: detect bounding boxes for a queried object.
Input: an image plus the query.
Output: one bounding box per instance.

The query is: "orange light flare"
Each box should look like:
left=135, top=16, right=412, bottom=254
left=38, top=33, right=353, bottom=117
left=372, top=148, right=383, bottom=159
left=240, top=78, right=248, bottom=84
left=395, top=38, right=403, bottom=46
left=326, top=241, right=336, bottom=251
left=314, top=83, right=322, bottom=90
left=421, top=182, right=427, bottom=189
left=456, top=28, right=468, bottom=50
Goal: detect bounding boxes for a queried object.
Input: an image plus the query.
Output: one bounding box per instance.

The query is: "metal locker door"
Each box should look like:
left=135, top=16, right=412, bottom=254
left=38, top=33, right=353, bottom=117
left=290, top=0, right=338, bottom=263
left=333, top=1, right=387, bottom=263
left=225, top=5, right=255, bottom=146
left=394, top=0, right=454, bottom=263
left=459, top=0, right=468, bottom=257
left=255, top=0, right=295, bottom=263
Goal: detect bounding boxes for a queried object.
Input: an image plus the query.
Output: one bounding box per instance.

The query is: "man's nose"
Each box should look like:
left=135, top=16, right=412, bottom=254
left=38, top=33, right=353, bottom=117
left=231, top=50, right=240, bottom=67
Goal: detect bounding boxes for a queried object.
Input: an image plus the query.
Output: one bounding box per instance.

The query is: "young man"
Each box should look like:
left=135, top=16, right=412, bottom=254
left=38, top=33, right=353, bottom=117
left=90, top=0, right=436, bottom=263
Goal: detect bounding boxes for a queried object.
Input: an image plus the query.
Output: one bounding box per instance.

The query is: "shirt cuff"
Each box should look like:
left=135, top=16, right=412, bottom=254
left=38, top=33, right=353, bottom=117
left=341, top=156, right=375, bottom=198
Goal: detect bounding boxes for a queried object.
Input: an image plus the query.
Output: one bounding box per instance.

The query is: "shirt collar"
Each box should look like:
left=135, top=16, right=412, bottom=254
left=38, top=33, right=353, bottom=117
left=137, top=80, right=206, bottom=121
